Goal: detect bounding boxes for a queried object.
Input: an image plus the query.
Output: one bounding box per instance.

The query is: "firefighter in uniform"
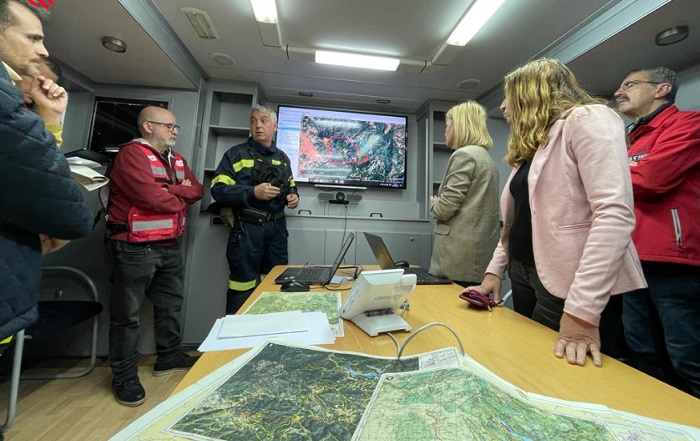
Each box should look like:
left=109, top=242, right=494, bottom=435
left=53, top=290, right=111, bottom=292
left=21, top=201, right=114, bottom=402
left=106, top=106, right=203, bottom=406
left=211, top=105, right=299, bottom=314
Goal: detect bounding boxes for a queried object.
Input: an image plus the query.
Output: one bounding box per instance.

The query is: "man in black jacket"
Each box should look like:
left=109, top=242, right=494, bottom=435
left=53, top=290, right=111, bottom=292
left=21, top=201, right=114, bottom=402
left=0, top=0, right=93, bottom=342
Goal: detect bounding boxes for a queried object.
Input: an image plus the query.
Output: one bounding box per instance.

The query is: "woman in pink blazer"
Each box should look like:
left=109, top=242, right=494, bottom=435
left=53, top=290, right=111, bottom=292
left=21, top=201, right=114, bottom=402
left=469, top=58, right=646, bottom=367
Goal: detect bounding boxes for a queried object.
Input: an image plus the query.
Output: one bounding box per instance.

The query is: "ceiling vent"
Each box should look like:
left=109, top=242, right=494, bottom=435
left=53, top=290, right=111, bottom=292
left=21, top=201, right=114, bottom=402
left=209, top=52, right=236, bottom=67
left=180, top=7, right=220, bottom=40
left=457, top=79, right=480, bottom=91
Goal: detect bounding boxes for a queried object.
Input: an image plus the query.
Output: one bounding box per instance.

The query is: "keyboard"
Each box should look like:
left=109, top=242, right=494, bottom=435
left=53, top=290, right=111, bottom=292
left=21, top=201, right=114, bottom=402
left=403, top=268, right=453, bottom=285
left=293, top=267, right=331, bottom=282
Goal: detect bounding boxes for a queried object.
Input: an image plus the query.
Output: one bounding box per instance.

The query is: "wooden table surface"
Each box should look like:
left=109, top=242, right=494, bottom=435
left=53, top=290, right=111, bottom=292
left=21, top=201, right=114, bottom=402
left=175, top=265, right=700, bottom=428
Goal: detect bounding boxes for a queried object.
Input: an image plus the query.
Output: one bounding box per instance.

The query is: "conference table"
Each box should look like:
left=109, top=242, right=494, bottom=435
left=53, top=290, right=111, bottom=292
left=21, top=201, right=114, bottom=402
left=174, top=265, right=700, bottom=429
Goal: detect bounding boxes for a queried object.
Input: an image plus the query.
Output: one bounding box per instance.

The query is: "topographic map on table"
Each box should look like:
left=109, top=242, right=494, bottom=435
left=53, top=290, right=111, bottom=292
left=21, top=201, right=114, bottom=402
left=353, top=366, right=700, bottom=441
left=110, top=341, right=700, bottom=441
left=243, top=291, right=344, bottom=337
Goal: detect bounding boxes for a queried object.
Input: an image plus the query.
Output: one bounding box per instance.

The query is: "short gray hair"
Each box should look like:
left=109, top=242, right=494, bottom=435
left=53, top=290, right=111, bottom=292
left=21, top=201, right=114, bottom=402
left=627, top=67, right=679, bottom=103
left=250, top=104, right=277, bottom=124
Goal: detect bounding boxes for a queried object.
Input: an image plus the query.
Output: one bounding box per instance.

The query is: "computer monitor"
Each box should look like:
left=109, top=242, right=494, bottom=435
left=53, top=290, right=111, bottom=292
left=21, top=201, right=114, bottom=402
left=339, top=269, right=417, bottom=336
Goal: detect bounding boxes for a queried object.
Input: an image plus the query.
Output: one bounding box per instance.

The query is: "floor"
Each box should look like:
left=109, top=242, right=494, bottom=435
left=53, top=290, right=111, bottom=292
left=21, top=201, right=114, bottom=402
left=0, top=356, right=187, bottom=441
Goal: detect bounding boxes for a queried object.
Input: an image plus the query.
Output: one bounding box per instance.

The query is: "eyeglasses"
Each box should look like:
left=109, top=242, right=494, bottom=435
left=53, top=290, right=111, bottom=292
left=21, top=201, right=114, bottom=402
left=147, top=121, right=180, bottom=132
left=619, top=80, right=662, bottom=91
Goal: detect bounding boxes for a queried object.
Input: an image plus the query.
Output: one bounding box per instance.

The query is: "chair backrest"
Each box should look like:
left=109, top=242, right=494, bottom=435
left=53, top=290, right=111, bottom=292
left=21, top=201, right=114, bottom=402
left=27, top=266, right=102, bottom=359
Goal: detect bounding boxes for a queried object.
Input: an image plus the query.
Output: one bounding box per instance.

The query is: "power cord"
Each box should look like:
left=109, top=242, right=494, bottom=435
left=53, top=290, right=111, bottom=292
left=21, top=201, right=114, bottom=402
left=338, top=264, right=363, bottom=279
left=386, top=322, right=466, bottom=359
left=322, top=280, right=353, bottom=290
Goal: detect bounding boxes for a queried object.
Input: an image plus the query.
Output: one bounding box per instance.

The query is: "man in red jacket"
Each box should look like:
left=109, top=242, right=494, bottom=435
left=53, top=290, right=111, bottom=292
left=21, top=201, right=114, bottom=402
left=615, top=67, right=700, bottom=398
left=106, top=106, right=203, bottom=406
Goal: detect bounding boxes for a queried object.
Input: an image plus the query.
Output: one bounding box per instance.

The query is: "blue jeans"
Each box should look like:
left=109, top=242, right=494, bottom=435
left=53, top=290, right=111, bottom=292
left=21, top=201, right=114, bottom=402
left=623, top=262, right=700, bottom=398
left=508, top=258, right=630, bottom=359
left=109, top=240, right=185, bottom=381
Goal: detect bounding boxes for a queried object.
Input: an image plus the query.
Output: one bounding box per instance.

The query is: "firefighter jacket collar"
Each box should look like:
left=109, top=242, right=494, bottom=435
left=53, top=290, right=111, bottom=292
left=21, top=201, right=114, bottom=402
left=247, top=137, right=279, bottom=156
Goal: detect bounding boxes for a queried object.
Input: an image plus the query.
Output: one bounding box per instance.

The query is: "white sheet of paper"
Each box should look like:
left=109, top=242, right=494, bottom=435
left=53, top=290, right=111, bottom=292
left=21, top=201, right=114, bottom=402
left=217, top=310, right=307, bottom=338
left=66, top=156, right=102, bottom=168
left=199, top=311, right=335, bottom=352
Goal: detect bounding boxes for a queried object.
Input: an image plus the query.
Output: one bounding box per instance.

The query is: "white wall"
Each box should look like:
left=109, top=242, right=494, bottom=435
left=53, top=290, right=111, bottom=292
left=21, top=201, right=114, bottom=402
left=676, top=64, right=700, bottom=110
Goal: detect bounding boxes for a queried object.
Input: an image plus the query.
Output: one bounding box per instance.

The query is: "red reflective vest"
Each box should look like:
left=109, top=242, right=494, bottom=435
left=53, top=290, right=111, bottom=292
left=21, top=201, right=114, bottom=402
left=126, top=145, right=187, bottom=243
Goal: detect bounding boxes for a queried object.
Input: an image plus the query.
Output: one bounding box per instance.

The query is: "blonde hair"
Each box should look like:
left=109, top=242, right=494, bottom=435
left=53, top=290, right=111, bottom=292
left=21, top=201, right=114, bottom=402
left=446, top=100, right=493, bottom=150
left=503, top=58, right=604, bottom=165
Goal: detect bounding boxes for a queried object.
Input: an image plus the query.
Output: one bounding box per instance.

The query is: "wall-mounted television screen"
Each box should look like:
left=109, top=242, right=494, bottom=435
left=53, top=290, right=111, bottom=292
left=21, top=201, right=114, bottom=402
left=276, top=105, right=407, bottom=189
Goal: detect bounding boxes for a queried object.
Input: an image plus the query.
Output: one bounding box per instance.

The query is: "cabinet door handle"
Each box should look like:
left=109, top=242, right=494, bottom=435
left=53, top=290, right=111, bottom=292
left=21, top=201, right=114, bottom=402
left=370, top=212, right=383, bottom=218
left=298, top=209, right=312, bottom=215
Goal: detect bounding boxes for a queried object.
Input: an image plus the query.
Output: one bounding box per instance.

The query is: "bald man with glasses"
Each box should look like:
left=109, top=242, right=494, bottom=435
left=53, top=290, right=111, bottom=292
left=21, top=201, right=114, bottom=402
left=615, top=67, right=700, bottom=398
left=105, top=106, right=203, bottom=406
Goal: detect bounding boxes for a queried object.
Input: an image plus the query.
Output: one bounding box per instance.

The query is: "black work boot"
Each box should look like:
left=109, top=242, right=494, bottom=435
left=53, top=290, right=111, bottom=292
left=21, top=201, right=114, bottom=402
left=153, top=353, right=200, bottom=377
left=112, top=376, right=146, bottom=406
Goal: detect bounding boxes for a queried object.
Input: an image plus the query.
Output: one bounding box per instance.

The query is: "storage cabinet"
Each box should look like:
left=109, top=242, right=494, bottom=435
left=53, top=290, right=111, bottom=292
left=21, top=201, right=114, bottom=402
left=198, top=85, right=260, bottom=211
left=181, top=223, right=229, bottom=345
left=287, top=227, right=328, bottom=265
left=416, top=101, right=457, bottom=218
left=182, top=82, right=260, bottom=344
left=289, top=227, right=431, bottom=270
left=354, top=231, right=432, bottom=269
left=431, top=111, right=452, bottom=194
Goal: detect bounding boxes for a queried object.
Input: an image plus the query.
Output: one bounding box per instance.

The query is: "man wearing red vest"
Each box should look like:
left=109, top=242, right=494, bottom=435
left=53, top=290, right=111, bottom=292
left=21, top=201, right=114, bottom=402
left=106, top=106, right=203, bottom=406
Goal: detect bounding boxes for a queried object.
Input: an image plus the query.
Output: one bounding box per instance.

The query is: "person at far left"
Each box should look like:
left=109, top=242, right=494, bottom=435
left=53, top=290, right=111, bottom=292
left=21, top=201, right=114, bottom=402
left=0, top=0, right=93, bottom=393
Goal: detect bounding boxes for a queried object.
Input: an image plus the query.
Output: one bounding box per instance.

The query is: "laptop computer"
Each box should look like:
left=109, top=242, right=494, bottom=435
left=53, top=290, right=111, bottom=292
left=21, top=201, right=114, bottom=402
left=275, top=233, right=355, bottom=285
left=363, top=232, right=453, bottom=285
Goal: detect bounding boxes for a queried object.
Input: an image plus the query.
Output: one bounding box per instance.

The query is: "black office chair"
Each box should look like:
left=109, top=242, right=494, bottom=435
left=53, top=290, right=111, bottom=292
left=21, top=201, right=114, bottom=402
left=1, top=266, right=102, bottom=431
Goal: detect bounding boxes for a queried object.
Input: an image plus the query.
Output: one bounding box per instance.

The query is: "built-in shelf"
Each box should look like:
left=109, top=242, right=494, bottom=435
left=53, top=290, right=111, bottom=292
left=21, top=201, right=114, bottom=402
left=209, top=125, right=249, bottom=136
left=417, top=101, right=458, bottom=219
left=434, top=142, right=451, bottom=152
left=199, top=87, right=258, bottom=214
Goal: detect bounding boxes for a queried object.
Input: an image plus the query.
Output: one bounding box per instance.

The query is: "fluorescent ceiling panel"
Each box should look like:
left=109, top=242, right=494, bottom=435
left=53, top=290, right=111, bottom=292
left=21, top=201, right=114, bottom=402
left=315, top=50, right=400, bottom=71
left=447, top=0, right=506, bottom=46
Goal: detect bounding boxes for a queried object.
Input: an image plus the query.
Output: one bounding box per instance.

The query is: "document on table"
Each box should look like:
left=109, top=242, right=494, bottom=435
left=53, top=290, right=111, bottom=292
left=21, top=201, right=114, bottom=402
left=218, top=310, right=307, bottom=338
left=199, top=311, right=335, bottom=352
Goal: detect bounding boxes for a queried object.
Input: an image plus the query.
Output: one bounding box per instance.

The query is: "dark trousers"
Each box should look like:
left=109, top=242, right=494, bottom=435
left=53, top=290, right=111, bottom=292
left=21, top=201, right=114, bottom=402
left=508, top=258, right=630, bottom=359
left=226, top=218, right=288, bottom=314
left=109, top=240, right=185, bottom=381
left=623, top=262, right=700, bottom=398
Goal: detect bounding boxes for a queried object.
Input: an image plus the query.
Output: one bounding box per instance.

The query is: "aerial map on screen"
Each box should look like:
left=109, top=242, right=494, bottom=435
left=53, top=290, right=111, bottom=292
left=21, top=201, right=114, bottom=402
left=276, top=106, right=407, bottom=188
left=297, top=116, right=405, bottom=186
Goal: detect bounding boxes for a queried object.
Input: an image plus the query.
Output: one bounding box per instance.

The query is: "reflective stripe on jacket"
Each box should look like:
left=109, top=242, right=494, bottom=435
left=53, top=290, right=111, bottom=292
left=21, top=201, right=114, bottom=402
left=126, top=145, right=187, bottom=242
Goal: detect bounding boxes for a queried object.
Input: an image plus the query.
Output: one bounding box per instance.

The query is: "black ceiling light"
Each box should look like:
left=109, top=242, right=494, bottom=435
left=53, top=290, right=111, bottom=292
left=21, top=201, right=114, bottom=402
left=655, top=25, right=689, bottom=46
left=101, top=36, right=127, bottom=53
